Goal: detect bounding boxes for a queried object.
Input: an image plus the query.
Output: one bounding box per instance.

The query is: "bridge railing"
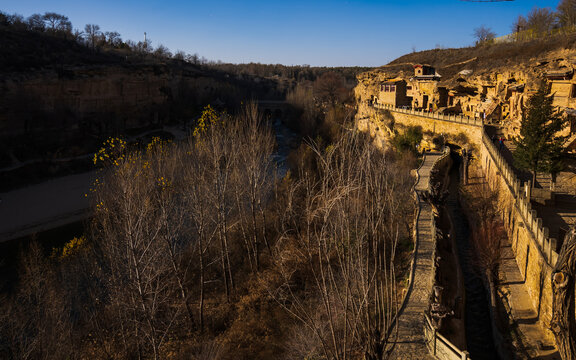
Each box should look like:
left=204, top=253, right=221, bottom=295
left=371, top=103, right=483, bottom=127
left=424, top=312, right=471, bottom=360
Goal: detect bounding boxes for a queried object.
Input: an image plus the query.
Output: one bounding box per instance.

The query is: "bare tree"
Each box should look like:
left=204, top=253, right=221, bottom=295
left=42, top=12, right=71, bottom=34
left=104, top=31, right=122, bottom=47
left=526, top=6, right=557, bottom=35
left=234, top=102, right=276, bottom=270
left=92, top=143, right=179, bottom=359
left=182, top=142, right=218, bottom=332
left=558, top=0, right=576, bottom=29
left=201, top=115, right=237, bottom=301
left=0, top=242, right=74, bottom=359
left=274, top=130, right=413, bottom=359
left=313, top=72, right=348, bottom=106
left=473, top=25, right=496, bottom=45
left=84, top=24, right=101, bottom=50
left=154, top=44, right=172, bottom=58
left=26, top=14, right=45, bottom=31
left=287, top=82, right=320, bottom=136
left=512, top=14, right=528, bottom=34
left=173, top=50, right=186, bottom=60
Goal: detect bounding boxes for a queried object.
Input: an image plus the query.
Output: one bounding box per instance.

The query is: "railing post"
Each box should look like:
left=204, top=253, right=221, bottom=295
left=537, top=218, right=543, bottom=244
left=544, top=227, right=551, bottom=261
left=462, top=350, right=469, bottom=360
left=525, top=181, right=532, bottom=200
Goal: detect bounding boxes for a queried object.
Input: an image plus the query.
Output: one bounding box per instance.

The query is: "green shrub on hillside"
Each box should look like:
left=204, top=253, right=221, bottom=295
left=392, top=125, right=423, bottom=153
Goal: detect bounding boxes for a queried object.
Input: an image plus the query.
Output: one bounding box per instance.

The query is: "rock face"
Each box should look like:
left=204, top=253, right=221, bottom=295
left=0, top=61, right=278, bottom=170
left=354, top=45, right=576, bottom=142
left=1, top=63, right=231, bottom=137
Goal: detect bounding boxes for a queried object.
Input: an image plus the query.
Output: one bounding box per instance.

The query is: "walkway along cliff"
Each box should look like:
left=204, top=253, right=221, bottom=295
left=357, top=101, right=564, bottom=359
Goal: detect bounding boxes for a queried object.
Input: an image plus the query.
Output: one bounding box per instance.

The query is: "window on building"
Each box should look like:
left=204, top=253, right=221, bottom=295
left=407, top=86, right=412, bottom=90
left=385, top=84, right=390, bottom=92
left=390, top=85, right=396, bottom=92
left=571, top=84, right=576, bottom=98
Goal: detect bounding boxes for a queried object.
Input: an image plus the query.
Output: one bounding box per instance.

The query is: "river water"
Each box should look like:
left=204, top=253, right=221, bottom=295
left=271, top=117, right=301, bottom=177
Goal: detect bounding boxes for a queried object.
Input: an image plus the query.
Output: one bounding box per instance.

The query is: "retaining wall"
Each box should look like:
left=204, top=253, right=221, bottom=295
left=373, top=104, right=483, bottom=144
left=479, top=129, right=557, bottom=325
left=360, top=103, right=559, bottom=350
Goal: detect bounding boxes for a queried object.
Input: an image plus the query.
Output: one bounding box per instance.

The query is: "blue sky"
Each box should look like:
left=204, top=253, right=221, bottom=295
left=1, top=0, right=560, bottom=66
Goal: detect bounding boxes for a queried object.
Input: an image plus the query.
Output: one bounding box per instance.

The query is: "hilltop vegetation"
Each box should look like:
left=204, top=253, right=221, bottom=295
left=382, top=33, right=576, bottom=80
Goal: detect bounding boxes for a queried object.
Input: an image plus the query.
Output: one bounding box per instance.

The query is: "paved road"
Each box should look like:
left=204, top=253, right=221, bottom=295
left=390, top=152, right=442, bottom=360
left=0, top=171, right=95, bottom=242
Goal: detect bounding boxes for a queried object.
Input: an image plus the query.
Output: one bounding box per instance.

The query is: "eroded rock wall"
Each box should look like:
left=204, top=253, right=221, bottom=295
left=355, top=47, right=576, bottom=140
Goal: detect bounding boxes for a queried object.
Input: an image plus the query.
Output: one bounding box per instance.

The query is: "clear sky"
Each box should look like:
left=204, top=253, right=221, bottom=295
left=1, top=0, right=560, bottom=66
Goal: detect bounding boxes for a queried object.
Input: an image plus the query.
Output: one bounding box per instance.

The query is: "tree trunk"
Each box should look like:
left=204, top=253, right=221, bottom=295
left=199, top=234, right=205, bottom=332
left=550, top=227, right=576, bottom=360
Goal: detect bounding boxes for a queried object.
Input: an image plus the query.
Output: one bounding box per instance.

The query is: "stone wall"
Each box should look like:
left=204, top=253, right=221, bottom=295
left=366, top=103, right=483, bottom=147
left=388, top=111, right=482, bottom=144
left=423, top=148, right=470, bottom=360
left=479, top=130, right=557, bottom=326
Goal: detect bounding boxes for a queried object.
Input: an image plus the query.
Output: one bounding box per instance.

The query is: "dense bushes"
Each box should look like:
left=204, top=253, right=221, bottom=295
left=392, top=125, right=423, bottom=153
left=0, top=103, right=416, bottom=359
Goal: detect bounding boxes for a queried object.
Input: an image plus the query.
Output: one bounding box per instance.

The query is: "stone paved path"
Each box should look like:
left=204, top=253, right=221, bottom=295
left=390, top=152, right=442, bottom=360
left=500, top=241, right=559, bottom=359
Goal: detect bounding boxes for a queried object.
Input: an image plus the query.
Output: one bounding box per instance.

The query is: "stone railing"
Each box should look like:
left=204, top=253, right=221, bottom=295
left=372, top=103, right=483, bottom=127
left=428, top=146, right=452, bottom=193
left=424, top=313, right=471, bottom=360
left=480, top=127, right=558, bottom=266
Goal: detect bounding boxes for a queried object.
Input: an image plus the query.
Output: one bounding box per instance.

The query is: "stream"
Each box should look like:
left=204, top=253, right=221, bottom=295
left=271, top=117, right=301, bottom=177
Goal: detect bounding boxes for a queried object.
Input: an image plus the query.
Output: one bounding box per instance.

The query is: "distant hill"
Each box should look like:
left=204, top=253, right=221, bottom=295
left=0, top=26, right=123, bottom=72
left=379, top=33, right=576, bottom=79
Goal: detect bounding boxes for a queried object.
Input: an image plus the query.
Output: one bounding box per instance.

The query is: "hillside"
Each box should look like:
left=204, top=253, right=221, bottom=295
left=0, top=25, right=286, bottom=190
left=0, top=26, right=124, bottom=72
left=379, top=33, right=576, bottom=79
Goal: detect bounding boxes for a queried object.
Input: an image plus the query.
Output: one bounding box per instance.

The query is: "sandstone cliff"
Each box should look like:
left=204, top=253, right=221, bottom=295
left=355, top=34, right=576, bottom=141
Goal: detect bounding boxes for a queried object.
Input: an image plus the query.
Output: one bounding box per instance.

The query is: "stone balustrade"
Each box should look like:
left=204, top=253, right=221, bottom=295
left=372, top=103, right=483, bottom=128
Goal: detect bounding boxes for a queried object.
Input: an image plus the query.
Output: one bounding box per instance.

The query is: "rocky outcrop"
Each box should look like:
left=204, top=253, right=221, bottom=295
left=355, top=46, right=576, bottom=140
